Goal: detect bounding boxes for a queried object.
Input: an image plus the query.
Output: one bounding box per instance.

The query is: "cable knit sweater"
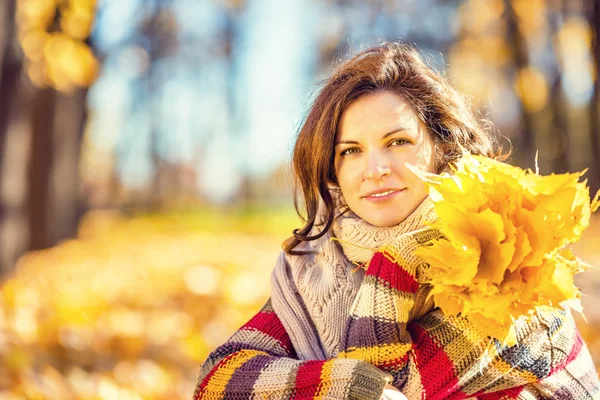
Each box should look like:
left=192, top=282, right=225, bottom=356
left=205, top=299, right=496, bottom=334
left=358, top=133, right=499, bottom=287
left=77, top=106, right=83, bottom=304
left=194, top=196, right=600, bottom=399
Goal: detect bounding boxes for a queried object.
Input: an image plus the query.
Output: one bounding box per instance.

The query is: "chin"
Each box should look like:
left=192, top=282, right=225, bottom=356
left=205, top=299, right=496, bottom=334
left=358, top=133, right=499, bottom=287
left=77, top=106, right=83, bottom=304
left=364, top=212, right=408, bottom=227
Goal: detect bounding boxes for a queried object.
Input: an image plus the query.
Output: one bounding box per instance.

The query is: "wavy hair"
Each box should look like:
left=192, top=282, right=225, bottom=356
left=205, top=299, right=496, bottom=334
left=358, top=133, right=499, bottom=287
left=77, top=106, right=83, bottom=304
left=283, top=42, right=509, bottom=255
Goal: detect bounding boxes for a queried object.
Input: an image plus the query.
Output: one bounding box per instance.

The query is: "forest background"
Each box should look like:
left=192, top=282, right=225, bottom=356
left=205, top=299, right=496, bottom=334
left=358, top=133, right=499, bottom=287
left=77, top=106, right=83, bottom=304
left=1, top=0, right=600, bottom=398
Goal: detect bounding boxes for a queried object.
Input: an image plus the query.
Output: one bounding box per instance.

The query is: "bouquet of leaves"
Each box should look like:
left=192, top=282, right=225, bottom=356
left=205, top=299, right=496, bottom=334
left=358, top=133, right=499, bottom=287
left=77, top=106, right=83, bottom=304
left=409, top=153, right=600, bottom=346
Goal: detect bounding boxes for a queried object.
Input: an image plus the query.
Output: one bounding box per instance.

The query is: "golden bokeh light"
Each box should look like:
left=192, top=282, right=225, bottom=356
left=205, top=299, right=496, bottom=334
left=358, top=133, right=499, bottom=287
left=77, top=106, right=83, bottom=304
left=16, top=0, right=99, bottom=92
left=515, top=66, right=548, bottom=113
left=512, top=0, right=547, bottom=36
left=457, top=0, right=504, bottom=36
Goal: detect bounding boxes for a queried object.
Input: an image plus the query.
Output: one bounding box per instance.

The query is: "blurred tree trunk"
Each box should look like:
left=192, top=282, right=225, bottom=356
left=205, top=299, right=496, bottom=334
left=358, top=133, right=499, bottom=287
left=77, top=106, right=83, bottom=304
left=548, top=80, right=569, bottom=173
left=547, top=0, right=569, bottom=175
left=504, top=0, right=536, bottom=168
left=27, top=88, right=55, bottom=250
left=0, top=0, right=31, bottom=277
left=2, top=85, right=86, bottom=274
left=0, top=3, right=86, bottom=276
left=0, top=0, right=17, bottom=161
left=588, top=0, right=600, bottom=193
left=28, top=88, right=86, bottom=251
left=0, top=0, right=14, bottom=80
left=48, top=90, right=86, bottom=243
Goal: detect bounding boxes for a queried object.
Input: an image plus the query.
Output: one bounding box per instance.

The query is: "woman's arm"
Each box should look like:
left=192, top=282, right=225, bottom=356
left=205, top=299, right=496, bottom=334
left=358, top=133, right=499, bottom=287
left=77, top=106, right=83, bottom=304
left=480, top=319, right=600, bottom=399
left=195, top=299, right=392, bottom=399
left=402, top=305, right=599, bottom=399
left=339, top=230, right=600, bottom=399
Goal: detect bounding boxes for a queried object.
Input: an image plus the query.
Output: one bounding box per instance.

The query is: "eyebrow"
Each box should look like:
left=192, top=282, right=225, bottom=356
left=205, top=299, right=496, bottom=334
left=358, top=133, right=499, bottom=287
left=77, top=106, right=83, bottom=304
left=335, top=128, right=408, bottom=146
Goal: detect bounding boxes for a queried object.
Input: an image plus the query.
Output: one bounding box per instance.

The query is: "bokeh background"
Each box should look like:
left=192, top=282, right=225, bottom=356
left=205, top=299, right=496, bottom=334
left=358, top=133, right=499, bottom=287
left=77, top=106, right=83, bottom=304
left=1, top=0, right=600, bottom=398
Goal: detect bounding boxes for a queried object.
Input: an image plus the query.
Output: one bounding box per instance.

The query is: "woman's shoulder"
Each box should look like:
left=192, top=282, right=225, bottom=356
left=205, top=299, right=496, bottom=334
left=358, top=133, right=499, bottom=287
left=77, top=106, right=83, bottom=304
left=271, top=239, right=322, bottom=282
left=272, top=229, right=352, bottom=290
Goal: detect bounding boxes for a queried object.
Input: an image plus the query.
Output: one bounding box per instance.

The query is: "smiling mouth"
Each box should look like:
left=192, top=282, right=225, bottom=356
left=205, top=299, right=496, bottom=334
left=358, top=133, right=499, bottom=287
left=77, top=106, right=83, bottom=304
left=367, top=189, right=398, bottom=198
left=363, top=188, right=405, bottom=201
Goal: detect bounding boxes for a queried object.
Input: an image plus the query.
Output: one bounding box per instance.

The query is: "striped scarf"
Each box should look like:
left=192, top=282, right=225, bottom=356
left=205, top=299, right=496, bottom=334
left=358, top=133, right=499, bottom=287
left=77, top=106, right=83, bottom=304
left=271, top=192, right=439, bottom=361
left=195, top=194, right=600, bottom=399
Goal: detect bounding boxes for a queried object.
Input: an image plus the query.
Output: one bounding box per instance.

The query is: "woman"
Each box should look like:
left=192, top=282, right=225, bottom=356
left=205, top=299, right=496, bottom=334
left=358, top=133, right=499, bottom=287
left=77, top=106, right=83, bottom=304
left=194, top=43, right=599, bottom=399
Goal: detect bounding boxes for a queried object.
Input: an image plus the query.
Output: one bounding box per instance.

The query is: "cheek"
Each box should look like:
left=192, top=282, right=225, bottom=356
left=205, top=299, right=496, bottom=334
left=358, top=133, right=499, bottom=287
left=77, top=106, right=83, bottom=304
left=337, top=168, right=353, bottom=194
left=336, top=161, right=358, bottom=185
left=336, top=164, right=363, bottom=201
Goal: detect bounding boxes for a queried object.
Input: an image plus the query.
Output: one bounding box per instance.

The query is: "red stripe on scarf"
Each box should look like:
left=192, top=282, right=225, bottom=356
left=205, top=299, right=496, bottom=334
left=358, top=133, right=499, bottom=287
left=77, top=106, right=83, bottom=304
left=292, top=360, right=327, bottom=399
left=366, top=251, right=419, bottom=293
left=410, top=323, right=466, bottom=400
left=242, top=310, right=295, bottom=355
left=477, top=385, right=525, bottom=399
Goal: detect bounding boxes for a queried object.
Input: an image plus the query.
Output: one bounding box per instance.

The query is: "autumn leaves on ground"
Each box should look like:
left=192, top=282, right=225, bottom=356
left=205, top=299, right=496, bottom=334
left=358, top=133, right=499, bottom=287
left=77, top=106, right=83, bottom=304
left=0, top=208, right=599, bottom=399
left=0, top=208, right=295, bottom=399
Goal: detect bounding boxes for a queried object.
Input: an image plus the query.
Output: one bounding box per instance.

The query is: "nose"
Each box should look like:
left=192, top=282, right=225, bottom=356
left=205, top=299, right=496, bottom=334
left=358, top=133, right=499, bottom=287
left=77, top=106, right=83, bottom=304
left=364, top=152, right=391, bottom=180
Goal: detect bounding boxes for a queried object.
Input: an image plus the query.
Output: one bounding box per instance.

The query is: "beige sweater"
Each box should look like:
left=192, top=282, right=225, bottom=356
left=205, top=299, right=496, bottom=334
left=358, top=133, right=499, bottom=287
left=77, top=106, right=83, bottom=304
left=271, top=195, right=437, bottom=359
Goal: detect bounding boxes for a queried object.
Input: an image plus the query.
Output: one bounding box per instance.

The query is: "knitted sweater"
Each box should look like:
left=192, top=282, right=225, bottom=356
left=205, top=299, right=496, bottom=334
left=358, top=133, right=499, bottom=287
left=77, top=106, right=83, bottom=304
left=194, top=197, right=600, bottom=399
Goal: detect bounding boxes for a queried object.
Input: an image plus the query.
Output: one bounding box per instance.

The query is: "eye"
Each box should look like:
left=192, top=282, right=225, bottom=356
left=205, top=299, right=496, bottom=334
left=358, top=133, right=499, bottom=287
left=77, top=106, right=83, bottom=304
left=340, top=147, right=360, bottom=156
left=389, top=138, right=411, bottom=147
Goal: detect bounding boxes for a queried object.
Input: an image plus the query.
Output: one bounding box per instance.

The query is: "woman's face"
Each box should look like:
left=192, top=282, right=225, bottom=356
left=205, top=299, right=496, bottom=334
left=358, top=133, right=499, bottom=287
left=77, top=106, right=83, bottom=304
left=334, top=91, right=436, bottom=227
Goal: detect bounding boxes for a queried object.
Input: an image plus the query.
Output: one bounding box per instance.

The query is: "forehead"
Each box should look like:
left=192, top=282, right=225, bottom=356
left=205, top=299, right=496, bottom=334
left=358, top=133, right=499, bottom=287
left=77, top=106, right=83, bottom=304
left=337, top=91, right=421, bottom=138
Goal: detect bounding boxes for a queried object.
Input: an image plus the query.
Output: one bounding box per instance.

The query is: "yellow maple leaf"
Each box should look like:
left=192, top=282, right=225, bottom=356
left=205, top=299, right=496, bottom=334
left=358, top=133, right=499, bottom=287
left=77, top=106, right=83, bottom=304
left=409, top=153, right=599, bottom=346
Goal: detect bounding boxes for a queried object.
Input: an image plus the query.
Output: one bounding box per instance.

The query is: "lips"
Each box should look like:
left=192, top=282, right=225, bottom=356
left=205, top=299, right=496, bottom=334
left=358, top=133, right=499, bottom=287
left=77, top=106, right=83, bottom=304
left=362, top=188, right=403, bottom=198
left=362, top=188, right=406, bottom=203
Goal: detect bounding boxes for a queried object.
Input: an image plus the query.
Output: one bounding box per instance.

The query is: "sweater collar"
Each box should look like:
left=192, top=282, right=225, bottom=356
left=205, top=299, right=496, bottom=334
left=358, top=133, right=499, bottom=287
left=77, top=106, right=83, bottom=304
left=330, top=191, right=437, bottom=264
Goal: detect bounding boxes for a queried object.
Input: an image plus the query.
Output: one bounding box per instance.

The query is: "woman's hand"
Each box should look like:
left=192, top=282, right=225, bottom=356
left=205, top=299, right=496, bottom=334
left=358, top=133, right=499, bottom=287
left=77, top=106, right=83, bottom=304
left=379, top=383, right=408, bottom=400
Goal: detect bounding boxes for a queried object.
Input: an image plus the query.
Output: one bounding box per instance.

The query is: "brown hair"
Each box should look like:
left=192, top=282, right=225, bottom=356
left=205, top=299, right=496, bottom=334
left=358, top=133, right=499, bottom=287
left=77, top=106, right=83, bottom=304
left=283, top=42, right=509, bottom=255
